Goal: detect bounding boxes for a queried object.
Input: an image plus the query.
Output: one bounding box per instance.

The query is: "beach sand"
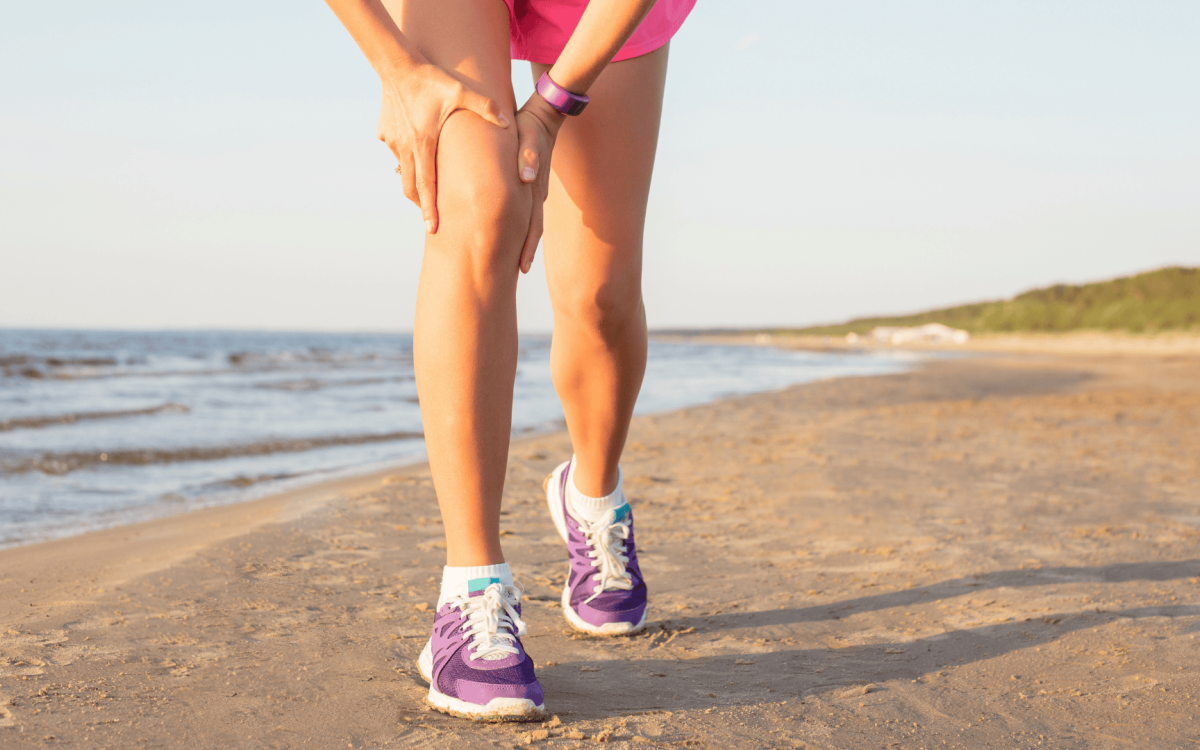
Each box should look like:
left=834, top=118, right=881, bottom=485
left=2, top=351, right=1198, bottom=748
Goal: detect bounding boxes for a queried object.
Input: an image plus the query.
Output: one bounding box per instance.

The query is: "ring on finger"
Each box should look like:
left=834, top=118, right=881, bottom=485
left=394, top=165, right=402, bottom=174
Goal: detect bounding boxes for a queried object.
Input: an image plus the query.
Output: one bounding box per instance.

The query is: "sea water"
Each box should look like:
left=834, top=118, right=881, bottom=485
left=0, top=329, right=916, bottom=548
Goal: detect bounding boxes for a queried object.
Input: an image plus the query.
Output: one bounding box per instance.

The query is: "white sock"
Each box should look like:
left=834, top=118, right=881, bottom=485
left=566, top=457, right=628, bottom=524
left=438, top=562, right=512, bottom=608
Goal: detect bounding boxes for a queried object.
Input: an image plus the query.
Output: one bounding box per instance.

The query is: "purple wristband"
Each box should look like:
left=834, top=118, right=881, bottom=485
left=535, top=72, right=590, bottom=116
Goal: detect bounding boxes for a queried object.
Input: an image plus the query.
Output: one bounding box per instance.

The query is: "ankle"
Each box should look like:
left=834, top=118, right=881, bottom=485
left=566, top=459, right=626, bottom=524
left=568, top=461, right=620, bottom=498
left=444, top=534, right=505, bottom=568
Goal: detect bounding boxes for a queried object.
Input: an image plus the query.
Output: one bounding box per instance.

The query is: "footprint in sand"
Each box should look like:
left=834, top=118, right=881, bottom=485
left=0, top=630, right=98, bottom=677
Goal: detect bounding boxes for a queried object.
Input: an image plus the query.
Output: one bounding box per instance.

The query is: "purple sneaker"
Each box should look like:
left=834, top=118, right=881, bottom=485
left=416, top=578, right=545, bottom=721
left=545, top=460, right=648, bottom=635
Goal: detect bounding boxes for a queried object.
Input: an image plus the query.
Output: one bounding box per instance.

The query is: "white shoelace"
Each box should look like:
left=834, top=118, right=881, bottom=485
left=446, top=582, right=528, bottom=662
left=578, top=510, right=634, bottom=604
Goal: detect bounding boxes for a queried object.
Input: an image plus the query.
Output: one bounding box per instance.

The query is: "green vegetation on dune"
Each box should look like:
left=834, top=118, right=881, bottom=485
left=786, top=266, right=1200, bottom=336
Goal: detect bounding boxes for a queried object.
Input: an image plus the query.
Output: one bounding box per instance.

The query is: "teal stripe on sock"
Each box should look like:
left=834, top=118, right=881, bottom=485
left=468, top=577, right=501, bottom=592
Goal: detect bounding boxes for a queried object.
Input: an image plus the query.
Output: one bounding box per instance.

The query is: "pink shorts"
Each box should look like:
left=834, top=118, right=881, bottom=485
left=503, top=0, right=697, bottom=64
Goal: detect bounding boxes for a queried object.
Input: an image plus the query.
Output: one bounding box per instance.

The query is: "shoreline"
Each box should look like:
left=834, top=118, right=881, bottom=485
left=654, top=329, right=1200, bottom=357
left=1, top=343, right=912, bottom=555
left=2, top=351, right=1198, bottom=747
left=1, top=337, right=909, bottom=555
left=0, top=338, right=891, bottom=603
left=0, top=462, right=414, bottom=620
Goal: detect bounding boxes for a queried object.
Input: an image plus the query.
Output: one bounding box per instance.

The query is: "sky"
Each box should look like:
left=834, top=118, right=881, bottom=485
left=1, top=1, right=1198, bottom=332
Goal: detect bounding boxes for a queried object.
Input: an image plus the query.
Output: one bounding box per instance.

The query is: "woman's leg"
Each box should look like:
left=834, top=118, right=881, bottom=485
left=388, top=0, right=531, bottom=566
left=535, top=46, right=669, bottom=497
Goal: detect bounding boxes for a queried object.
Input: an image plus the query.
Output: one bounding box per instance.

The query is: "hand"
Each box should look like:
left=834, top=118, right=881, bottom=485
left=378, top=60, right=509, bottom=233
left=515, top=94, right=565, bottom=273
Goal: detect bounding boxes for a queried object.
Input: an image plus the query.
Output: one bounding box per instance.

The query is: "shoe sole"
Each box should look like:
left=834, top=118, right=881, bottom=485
left=545, top=462, right=572, bottom=544
left=416, top=641, right=546, bottom=722
left=560, top=582, right=647, bottom=636
left=544, top=464, right=648, bottom=637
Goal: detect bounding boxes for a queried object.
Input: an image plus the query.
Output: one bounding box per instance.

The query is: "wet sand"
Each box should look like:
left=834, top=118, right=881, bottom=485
left=2, top=352, right=1199, bottom=748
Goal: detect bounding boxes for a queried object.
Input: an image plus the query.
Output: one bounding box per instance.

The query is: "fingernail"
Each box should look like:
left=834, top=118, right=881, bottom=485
left=425, top=219, right=434, bottom=233
left=522, top=167, right=536, bottom=181
left=499, top=114, right=511, bottom=127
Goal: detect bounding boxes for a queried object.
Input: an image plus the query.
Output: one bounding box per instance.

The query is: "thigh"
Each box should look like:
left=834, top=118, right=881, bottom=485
left=387, top=0, right=523, bottom=221
left=536, top=45, right=669, bottom=300
left=388, top=0, right=516, bottom=111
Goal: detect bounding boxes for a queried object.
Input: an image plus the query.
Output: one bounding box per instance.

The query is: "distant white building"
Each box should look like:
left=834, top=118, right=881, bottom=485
left=868, top=323, right=970, bottom=345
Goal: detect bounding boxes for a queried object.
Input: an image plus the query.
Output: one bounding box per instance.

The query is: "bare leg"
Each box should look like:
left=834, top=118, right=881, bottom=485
left=390, top=0, right=531, bottom=566
left=535, top=47, right=669, bottom=497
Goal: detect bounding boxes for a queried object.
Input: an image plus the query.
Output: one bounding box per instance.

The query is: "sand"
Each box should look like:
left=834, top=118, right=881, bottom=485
left=2, top=351, right=1199, bottom=748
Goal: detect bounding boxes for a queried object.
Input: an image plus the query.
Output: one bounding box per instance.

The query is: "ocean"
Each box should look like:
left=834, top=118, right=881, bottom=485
left=0, top=329, right=916, bottom=548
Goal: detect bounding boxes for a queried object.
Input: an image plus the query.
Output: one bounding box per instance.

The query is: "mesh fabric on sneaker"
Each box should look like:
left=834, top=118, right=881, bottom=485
left=427, top=580, right=543, bottom=707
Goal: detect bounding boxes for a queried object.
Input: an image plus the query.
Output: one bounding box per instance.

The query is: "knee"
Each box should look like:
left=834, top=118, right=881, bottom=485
left=438, top=158, right=531, bottom=252
left=433, top=113, right=532, bottom=276
left=555, top=276, right=644, bottom=341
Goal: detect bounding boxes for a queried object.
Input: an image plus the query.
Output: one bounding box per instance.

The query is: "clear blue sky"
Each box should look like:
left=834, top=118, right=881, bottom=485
left=2, top=1, right=1197, bottom=331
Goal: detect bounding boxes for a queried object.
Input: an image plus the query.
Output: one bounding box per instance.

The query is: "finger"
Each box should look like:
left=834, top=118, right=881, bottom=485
left=414, top=138, right=438, bottom=234
left=384, top=138, right=403, bottom=167
left=387, top=140, right=420, bottom=209
left=517, top=127, right=540, bottom=184
left=458, top=88, right=510, bottom=129
left=400, top=154, right=418, bottom=208
left=519, top=185, right=544, bottom=274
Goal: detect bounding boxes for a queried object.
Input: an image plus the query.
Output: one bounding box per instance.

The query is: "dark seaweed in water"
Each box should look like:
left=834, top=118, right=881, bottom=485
left=45, top=357, right=118, bottom=367
left=3, top=354, right=120, bottom=379
left=208, top=472, right=301, bottom=489
left=0, top=403, right=191, bottom=432
left=7, top=430, right=425, bottom=475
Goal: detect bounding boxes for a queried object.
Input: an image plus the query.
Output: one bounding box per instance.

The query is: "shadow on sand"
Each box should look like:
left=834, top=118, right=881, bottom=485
left=537, top=559, right=1200, bottom=718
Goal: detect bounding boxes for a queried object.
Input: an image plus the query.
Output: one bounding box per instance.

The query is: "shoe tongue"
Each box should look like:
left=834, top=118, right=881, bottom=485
left=464, top=578, right=519, bottom=662
left=571, top=498, right=630, bottom=526
left=479, top=650, right=511, bottom=662
left=467, top=577, right=501, bottom=597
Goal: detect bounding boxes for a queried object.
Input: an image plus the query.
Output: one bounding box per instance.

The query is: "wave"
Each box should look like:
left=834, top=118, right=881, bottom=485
left=204, top=471, right=302, bottom=489
left=0, top=403, right=191, bottom=432
left=2, top=349, right=413, bottom=381
left=254, top=375, right=415, bottom=392
left=2, top=355, right=121, bottom=379
left=227, top=349, right=410, bottom=366
left=0, top=355, right=118, bottom=368
left=4, top=363, right=416, bottom=383
left=2, top=430, right=425, bottom=476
